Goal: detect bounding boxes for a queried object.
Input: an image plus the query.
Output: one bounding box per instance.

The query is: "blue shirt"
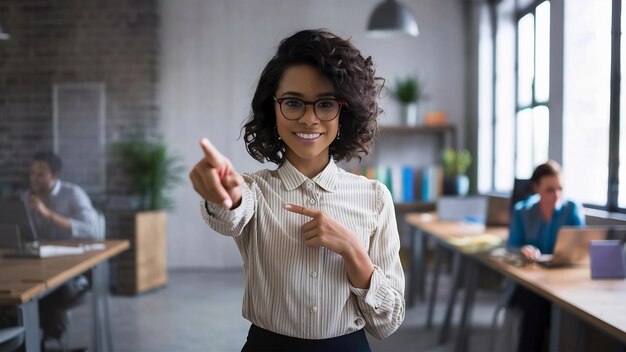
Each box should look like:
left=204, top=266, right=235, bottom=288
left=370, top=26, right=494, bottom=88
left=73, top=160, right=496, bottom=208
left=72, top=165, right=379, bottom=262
left=507, top=194, right=586, bottom=254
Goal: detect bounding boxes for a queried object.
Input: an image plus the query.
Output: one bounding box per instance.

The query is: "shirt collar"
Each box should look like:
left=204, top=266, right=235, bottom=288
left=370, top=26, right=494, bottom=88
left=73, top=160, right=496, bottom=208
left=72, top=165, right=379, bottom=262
left=49, top=180, right=61, bottom=197
left=277, top=159, right=337, bottom=192
left=529, top=194, right=564, bottom=214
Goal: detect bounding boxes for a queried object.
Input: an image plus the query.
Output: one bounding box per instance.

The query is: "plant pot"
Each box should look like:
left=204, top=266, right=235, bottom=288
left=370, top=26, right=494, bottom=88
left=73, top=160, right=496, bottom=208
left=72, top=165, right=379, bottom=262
left=443, top=175, right=470, bottom=196
left=116, top=210, right=168, bottom=294
left=456, top=174, right=469, bottom=196
left=401, top=102, right=419, bottom=126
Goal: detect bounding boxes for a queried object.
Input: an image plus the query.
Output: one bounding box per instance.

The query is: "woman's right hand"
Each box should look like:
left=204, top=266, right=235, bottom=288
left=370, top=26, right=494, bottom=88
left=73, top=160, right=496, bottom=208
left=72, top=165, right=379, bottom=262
left=189, top=138, right=244, bottom=209
left=520, top=245, right=541, bottom=261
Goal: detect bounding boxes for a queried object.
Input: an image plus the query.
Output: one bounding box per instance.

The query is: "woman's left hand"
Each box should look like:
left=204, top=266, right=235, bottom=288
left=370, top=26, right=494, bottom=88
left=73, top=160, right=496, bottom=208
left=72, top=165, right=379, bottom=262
left=283, top=202, right=362, bottom=257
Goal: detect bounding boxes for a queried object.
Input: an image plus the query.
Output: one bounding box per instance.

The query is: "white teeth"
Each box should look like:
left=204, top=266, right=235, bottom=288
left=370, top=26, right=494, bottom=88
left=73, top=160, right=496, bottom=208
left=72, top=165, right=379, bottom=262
left=296, top=133, right=322, bottom=139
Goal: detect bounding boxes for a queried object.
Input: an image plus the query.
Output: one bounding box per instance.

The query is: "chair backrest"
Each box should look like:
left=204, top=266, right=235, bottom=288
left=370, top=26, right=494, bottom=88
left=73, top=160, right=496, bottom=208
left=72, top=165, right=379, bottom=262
left=0, top=224, right=21, bottom=250
left=94, top=209, right=106, bottom=240
left=510, top=178, right=534, bottom=212
left=0, top=326, right=25, bottom=352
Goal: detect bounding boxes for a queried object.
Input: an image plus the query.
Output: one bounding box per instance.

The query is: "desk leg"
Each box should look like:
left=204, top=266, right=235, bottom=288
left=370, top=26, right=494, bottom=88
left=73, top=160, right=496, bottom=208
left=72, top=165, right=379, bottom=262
left=408, top=226, right=423, bottom=307
left=426, top=244, right=444, bottom=328
left=549, top=304, right=562, bottom=352
left=91, top=261, right=113, bottom=352
left=439, top=252, right=463, bottom=344
left=17, top=299, right=40, bottom=352
left=455, top=258, right=479, bottom=352
left=574, top=314, right=585, bottom=352
left=418, top=233, right=428, bottom=301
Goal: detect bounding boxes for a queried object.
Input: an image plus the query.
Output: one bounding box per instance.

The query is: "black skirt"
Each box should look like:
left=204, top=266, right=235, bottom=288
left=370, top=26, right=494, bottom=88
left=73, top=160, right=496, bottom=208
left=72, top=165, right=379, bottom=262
left=241, top=324, right=372, bottom=352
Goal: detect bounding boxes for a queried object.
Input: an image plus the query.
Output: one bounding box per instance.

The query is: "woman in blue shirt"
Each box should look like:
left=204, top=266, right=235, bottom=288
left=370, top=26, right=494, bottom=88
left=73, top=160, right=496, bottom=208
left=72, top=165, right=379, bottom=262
left=507, top=160, right=585, bottom=352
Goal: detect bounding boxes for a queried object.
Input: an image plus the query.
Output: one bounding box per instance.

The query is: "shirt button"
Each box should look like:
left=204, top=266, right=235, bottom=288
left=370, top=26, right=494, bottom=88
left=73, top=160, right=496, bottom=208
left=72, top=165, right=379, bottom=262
left=355, top=318, right=364, bottom=326
left=310, top=306, right=318, bottom=314
left=310, top=271, right=318, bottom=278
left=306, top=182, right=313, bottom=189
left=308, top=198, right=316, bottom=205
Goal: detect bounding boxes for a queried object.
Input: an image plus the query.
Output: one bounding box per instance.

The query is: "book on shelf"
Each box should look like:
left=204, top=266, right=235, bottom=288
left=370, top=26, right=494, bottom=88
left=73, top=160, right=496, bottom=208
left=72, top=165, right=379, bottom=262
left=421, top=165, right=443, bottom=202
left=351, top=165, right=443, bottom=204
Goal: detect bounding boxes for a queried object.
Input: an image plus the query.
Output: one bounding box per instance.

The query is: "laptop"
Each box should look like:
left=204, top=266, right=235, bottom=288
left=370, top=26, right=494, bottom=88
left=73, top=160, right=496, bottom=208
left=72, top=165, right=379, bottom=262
left=0, top=199, right=98, bottom=258
left=437, top=196, right=488, bottom=223
left=0, top=199, right=38, bottom=242
left=0, top=224, right=22, bottom=250
left=535, top=227, right=608, bottom=267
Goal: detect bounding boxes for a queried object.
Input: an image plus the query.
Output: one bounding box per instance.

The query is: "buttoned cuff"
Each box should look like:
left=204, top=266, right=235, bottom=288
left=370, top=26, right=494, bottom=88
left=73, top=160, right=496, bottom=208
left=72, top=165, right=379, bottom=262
left=200, top=182, right=254, bottom=224
left=349, top=266, right=389, bottom=311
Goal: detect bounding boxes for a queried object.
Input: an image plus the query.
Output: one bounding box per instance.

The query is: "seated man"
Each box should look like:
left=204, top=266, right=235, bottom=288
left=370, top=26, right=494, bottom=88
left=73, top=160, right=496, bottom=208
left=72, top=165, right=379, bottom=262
left=23, top=151, right=99, bottom=347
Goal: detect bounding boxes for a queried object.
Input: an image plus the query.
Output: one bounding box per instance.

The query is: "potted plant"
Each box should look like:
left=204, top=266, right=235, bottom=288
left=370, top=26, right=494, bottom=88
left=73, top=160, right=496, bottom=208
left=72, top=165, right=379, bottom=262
left=393, top=76, right=422, bottom=126
left=442, top=148, right=472, bottom=196
left=115, top=139, right=184, bottom=294
left=116, top=139, right=184, bottom=211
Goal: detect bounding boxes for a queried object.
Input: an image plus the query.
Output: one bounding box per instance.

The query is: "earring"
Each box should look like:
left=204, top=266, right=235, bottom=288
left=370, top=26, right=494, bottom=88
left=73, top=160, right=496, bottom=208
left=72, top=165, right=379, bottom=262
left=275, top=125, right=282, bottom=140
left=336, top=125, right=341, bottom=140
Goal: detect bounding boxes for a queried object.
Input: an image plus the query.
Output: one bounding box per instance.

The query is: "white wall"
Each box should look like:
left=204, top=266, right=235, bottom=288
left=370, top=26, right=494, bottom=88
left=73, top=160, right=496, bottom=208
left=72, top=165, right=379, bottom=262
left=159, top=0, right=466, bottom=268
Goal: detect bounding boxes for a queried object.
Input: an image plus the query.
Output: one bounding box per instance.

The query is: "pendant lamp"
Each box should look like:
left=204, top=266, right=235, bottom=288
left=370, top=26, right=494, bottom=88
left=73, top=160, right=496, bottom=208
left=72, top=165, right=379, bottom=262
left=0, top=21, right=9, bottom=40
left=367, top=0, right=419, bottom=37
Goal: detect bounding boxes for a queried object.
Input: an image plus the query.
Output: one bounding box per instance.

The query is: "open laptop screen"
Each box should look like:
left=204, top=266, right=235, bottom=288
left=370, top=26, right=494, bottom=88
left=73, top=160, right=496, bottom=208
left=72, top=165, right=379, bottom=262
left=0, top=199, right=38, bottom=242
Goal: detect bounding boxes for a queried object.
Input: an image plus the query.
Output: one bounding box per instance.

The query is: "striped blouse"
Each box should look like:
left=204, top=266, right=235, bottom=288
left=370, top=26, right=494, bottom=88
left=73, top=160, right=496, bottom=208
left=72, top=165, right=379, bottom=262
left=200, top=159, right=405, bottom=340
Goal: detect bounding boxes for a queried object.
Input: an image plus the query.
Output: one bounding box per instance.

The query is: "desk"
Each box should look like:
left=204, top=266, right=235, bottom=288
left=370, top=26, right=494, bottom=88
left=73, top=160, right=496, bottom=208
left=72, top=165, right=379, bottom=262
left=405, top=213, right=506, bottom=350
left=405, top=212, right=506, bottom=307
left=0, top=240, right=129, bottom=352
left=477, top=254, right=626, bottom=348
left=405, top=212, right=626, bottom=352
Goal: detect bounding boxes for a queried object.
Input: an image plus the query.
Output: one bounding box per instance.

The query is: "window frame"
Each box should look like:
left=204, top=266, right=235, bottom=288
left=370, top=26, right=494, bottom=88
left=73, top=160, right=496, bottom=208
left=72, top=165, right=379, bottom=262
left=482, top=0, right=625, bottom=213
left=514, top=0, right=550, bottom=180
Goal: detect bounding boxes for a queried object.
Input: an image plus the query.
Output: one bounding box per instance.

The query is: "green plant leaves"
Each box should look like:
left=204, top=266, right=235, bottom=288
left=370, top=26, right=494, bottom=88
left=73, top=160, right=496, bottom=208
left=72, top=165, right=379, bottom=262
left=115, top=139, right=184, bottom=211
left=442, top=148, right=472, bottom=178
left=393, top=77, right=421, bottom=104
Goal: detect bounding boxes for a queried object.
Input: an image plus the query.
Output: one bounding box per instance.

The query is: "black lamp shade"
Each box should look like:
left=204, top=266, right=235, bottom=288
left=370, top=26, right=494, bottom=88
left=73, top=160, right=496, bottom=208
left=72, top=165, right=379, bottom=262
left=367, top=0, right=419, bottom=37
left=0, top=22, right=9, bottom=40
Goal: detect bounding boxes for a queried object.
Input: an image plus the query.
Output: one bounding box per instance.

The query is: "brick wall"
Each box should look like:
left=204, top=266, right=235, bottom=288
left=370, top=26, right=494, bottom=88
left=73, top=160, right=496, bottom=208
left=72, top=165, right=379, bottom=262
left=0, top=0, right=160, bottom=238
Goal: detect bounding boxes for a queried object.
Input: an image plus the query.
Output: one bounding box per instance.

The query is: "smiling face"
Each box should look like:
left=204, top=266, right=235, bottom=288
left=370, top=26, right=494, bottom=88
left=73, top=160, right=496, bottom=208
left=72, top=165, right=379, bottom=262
left=274, top=65, right=340, bottom=177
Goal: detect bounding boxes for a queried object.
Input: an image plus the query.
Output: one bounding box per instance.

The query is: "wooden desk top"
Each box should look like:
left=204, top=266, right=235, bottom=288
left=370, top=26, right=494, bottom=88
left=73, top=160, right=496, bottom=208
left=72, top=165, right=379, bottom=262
left=480, top=255, right=626, bottom=343
left=405, top=212, right=508, bottom=251
left=404, top=211, right=626, bottom=343
left=0, top=240, right=129, bottom=306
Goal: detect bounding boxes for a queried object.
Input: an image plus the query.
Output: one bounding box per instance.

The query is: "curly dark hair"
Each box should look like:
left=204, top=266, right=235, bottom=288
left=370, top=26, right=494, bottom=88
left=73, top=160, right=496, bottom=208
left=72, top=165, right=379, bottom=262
left=243, top=29, right=383, bottom=165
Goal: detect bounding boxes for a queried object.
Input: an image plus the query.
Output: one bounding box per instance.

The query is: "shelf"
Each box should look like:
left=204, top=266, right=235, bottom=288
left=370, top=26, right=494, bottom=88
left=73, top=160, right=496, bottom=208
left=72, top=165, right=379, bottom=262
left=379, top=124, right=455, bottom=135
left=393, top=202, right=436, bottom=212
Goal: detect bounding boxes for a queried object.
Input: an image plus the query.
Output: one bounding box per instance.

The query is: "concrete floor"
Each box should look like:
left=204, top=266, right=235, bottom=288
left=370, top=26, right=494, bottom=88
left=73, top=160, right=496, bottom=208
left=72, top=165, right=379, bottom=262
left=56, top=269, right=505, bottom=352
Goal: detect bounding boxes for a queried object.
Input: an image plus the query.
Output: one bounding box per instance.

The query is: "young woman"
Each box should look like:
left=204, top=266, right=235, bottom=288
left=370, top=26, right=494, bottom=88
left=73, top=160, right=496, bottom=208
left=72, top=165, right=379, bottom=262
left=507, top=160, right=585, bottom=352
left=189, top=29, right=405, bottom=351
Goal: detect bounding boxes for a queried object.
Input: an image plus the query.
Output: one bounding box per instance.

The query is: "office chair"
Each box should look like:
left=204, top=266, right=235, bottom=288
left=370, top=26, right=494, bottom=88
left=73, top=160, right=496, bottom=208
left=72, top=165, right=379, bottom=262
left=488, top=178, right=534, bottom=351
left=510, top=178, right=534, bottom=211
left=0, top=326, right=25, bottom=352
left=0, top=225, right=24, bottom=352
left=60, top=210, right=114, bottom=352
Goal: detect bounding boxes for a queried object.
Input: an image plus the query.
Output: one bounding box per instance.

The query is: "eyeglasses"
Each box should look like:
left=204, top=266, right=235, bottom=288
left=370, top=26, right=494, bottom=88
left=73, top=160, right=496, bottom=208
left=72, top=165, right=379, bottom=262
left=273, top=96, right=344, bottom=121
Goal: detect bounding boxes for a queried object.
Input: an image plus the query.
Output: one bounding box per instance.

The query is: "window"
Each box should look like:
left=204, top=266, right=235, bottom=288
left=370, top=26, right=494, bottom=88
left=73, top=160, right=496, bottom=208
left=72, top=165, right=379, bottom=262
left=562, top=0, right=611, bottom=207
left=515, top=1, right=550, bottom=180
left=53, top=83, right=106, bottom=194
left=479, top=0, right=626, bottom=212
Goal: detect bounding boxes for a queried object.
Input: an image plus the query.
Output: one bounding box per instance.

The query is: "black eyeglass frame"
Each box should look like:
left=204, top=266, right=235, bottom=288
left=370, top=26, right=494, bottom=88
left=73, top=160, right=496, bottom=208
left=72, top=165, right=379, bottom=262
left=273, top=96, right=345, bottom=121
